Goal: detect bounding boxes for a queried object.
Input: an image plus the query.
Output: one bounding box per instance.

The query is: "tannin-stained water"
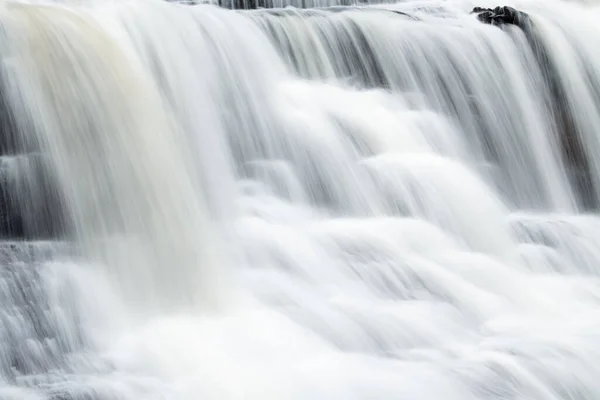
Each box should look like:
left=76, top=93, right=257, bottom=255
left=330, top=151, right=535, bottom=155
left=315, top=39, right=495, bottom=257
left=3, top=0, right=600, bottom=399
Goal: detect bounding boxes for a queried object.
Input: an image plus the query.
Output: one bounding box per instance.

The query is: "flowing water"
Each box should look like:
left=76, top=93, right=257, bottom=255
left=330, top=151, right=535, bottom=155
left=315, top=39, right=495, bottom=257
left=1, top=0, right=600, bottom=398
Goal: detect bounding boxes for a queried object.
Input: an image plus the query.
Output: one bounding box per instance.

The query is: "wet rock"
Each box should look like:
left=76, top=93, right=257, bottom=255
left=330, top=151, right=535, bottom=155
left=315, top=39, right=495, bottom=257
left=471, top=6, right=530, bottom=28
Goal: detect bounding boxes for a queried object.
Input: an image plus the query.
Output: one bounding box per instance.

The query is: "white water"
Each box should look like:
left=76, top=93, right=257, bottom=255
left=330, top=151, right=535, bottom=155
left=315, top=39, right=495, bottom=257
left=1, top=0, right=600, bottom=399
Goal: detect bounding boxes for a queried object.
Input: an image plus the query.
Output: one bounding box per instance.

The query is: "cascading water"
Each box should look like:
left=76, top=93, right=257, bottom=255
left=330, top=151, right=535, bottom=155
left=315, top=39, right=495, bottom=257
left=2, top=0, right=600, bottom=398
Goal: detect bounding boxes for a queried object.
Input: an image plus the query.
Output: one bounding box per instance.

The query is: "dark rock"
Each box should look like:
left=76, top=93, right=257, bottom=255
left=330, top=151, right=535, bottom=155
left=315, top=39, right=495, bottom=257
left=471, top=6, right=530, bottom=28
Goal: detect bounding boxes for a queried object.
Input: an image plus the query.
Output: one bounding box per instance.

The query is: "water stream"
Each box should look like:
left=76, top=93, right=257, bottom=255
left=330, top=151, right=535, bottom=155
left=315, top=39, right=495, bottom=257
left=2, top=0, right=600, bottom=398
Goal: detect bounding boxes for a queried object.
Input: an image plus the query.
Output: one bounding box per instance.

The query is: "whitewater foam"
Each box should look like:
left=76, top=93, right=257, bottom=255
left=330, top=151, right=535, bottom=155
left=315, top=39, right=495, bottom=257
left=1, top=0, right=600, bottom=399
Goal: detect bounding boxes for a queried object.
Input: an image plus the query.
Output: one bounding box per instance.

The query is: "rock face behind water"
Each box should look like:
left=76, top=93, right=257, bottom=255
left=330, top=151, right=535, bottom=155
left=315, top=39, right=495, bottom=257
left=474, top=5, right=597, bottom=209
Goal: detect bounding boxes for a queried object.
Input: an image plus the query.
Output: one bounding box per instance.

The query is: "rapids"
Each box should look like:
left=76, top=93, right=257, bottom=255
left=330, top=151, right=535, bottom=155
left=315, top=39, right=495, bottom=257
left=2, top=0, right=600, bottom=398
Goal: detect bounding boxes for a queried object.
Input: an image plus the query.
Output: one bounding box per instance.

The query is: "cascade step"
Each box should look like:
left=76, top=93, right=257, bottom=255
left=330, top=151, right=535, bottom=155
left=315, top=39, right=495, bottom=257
left=0, top=154, right=70, bottom=239
left=0, top=240, right=72, bottom=264
left=0, top=241, right=83, bottom=382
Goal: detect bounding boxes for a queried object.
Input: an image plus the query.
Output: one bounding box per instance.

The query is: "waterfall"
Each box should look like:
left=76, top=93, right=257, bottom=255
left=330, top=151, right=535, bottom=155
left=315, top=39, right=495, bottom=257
left=2, top=0, right=600, bottom=398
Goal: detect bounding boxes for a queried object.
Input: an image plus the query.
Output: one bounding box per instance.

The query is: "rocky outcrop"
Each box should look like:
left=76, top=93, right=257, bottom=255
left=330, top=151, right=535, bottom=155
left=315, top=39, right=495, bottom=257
left=471, top=6, right=530, bottom=28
